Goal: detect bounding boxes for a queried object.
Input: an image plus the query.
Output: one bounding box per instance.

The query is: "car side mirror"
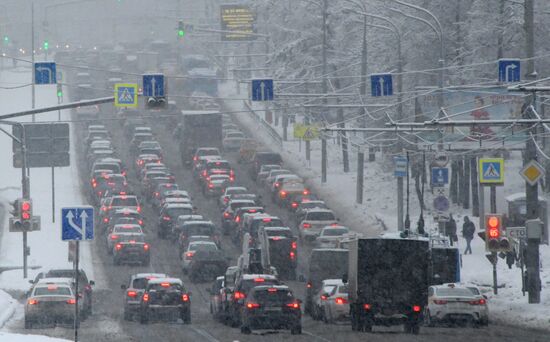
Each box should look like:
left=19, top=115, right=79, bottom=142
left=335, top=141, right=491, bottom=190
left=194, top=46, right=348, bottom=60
left=89, top=280, right=95, bottom=286
left=121, top=285, right=127, bottom=290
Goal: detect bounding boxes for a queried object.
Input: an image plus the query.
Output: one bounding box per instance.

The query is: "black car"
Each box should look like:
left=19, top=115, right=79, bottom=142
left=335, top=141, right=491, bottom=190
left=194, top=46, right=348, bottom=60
left=158, top=204, right=194, bottom=239
left=249, top=152, right=283, bottom=180
left=121, top=273, right=168, bottom=320
left=187, top=249, right=228, bottom=283
left=240, top=285, right=302, bottom=335
left=113, top=233, right=150, bottom=266
left=139, top=278, right=191, bottom=324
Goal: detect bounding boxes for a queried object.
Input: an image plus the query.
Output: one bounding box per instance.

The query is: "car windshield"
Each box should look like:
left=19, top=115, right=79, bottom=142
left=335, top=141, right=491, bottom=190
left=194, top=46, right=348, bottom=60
left=307, top=212, right=335, bottom=221
left=111, top=197, right=138, bottom=207
left=34, top=286, right=72, bottom=296
left=436, top=287, right=476, bottom=297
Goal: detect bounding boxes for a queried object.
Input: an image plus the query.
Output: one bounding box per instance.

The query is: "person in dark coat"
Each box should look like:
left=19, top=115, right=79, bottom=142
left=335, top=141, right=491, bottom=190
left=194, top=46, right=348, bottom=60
left=462, top=216, right=475, bottom=254
left=445, top=214, right=458, bottom=246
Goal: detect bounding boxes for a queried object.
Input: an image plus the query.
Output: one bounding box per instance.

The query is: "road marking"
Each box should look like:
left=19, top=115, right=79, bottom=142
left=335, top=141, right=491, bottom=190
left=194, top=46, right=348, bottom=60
left=303, top=330, right=333, bottom=342
left=189, top=326, right=221, bottom=342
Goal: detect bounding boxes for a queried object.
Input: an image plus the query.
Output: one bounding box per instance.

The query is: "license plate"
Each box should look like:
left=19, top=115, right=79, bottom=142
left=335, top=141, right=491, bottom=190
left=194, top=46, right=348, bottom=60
left=265, top=307, right=282, bottom=312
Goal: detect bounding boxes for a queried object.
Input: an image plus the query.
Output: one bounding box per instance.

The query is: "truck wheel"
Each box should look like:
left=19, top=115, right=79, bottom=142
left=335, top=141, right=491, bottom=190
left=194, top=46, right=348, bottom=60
left=291, top=325, right=302, bottom=335
left=24, top=318, right=32, bottom=329
left=411, top=324, right=420, bottom=335
left=240, top=325, right=251, bottom=334
left=140, top=311, right=149, bottom=324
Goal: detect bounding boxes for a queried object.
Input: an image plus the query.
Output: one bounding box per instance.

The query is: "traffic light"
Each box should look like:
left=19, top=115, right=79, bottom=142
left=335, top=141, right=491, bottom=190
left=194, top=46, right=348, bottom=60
left=43, top=40, right=49, bottom=50
left=484, top=214, right=511, bottom=252
left=3, top=35, right=8, bottom=44
left=178, top=20, right=185, bottom=38
left=9, top=199, right=20, bottom=217
left=20, top=199, right=32, bottom=230
left=146, top=97, right=167, bottom=109
left=57, top=83, right=63, bottom=98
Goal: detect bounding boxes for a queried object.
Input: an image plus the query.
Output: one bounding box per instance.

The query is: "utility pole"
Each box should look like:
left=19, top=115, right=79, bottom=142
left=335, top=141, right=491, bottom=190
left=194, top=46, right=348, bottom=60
left=31, top=2, right=35, bottom=122
left=356, top=149, right=364, bottom=204
left=321, top=137, right=327, bottom=183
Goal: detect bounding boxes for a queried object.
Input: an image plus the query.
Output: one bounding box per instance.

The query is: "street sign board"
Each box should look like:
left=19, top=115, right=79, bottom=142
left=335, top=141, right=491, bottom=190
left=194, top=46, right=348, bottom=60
left=294, top=124, right=320, bottom=141
left=143, top=74, right=165, bottom=97
left=485, top=253, right=498, bottom=265
left=479, top=158, right=504, bottom=184
left=519, top=160, right=544, bottom=186
left=34, top=62, right=57, bottom=84
left=220, top=4, right=256, bottom=41
left=433, top=153, right=449, bottom=167
left=431, top=167, right=449, bottom=186
left=61, top=207, right=94, bottom=241
left=394, top=155, right=408, bottom=177
left=114, top=83, right=138, bottom=108
left=370, top=74, right=393, bottom=97
left=498, top=59, right=520, bottom=83
left=507, top=226, right=526, bottom=239
left=251, top=79, right=274, bottom=101
left=12, top=123, right=70, bottom=168
left=433, top=195, right=450, bottom=212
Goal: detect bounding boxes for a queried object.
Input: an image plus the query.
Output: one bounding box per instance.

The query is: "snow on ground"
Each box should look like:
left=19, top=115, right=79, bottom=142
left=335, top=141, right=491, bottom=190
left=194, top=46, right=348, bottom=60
left=0, top=289, right=18, bottom=328
left=219, top=80, right=550, bottom=330
left=0, top=65, right=99, bottom=332
left=0, top=331, right=70, bottom=341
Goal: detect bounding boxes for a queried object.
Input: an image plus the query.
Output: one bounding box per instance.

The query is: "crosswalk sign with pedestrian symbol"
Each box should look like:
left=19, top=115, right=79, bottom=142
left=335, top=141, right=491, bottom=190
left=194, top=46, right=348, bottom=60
left=114, top=83, right=138, bottom=108
left=479, top=158, right=504, bottom=184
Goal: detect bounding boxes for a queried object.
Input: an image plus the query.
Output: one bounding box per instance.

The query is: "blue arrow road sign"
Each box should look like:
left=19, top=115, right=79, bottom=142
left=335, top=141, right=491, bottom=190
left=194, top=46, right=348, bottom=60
left=35, top=62, right=57, bottom=84
left=252, top=79, right=274, bottom=101
left=61, top=206, right=94, bottom=241
left=394, top=155, right=408, bottom=177
left=143, top=74, right=165, bottom=97
left=431, top=167, right=449, bottom=186
left=371, top=74, right=393, bottom=97
left=498, top=59, right=520, bottom=83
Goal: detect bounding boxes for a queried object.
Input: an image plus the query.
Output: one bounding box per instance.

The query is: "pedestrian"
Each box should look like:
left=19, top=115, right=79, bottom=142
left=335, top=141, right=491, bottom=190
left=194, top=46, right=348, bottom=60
left=445, top=214, right=458, bottom=246
left=462, top=216, right=475, bottom=254
left=506, top=247, right=517, bottom=269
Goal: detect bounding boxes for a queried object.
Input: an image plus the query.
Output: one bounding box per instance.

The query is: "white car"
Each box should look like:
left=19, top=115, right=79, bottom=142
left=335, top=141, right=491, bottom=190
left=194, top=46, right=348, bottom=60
left=219, top=186, right=248, bottom=208
left=298, top=209, right=338, bottom=242
left=316, top=279, right=350, bottom=324
left=181, top=241, right=219, bottom=273
left=425, top=283, right=489, bottom=327
left=315, top=226, right=350, bottom=248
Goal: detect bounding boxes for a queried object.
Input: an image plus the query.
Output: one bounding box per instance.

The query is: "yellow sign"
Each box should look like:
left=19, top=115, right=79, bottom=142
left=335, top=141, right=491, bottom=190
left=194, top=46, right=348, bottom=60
left=520, top=160, right=544, bottom=186
left=220, top=5, right=256, bottom=41
left=479, top=158, right=504, bottom=184
left=114, top=83, right=138, bottom=108
left=294, top=124, right=320, bottom=141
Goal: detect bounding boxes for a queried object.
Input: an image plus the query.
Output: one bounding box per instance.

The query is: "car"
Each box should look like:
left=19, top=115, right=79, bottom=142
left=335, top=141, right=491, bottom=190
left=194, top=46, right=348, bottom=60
left=315, top=279, right=350, bottom=323
left=102, top=208, right=144, bottom=232
left=219, top=187, right=249, bottom=208
left=154, top=189, right=191, bottom=210
left=139, top=278, right=191, bottom=324
left=187, top=247, right=228, bottom=283
left=203, top=174, right=231, bottom=197
left=269, top=174, right=302, bottom=196
left=172, top=214, right=204, bottom=240
left=176, top=220, right=220, bottom=255
left=223, top=136, right=244, bottom=152
left=203, top=159, right=234, bottom=181
left=256, top=164, right=282, bottom=185
left=25, top=279, right=76, bottom=328
left=91, top=173, right=128, bottom=203
left=425, top=283, right=489, bottom=327
left=295, top=200, right=328, bottom=221
left=100, top=195, right=141, bottom=219
left=298, top=209, right=338, bottom=242
left=181, top=241, right=219, bottom=273
left=147, top=179, right=178, bottom=200
left=238, top=139, right=260, bottom=163
left=87, top=140, right=113, bottom=155
left=315, top=226, right=351, bottom=248
left=90, top=159, right=122, bottom=178
left=32, top=269, right=95, bottom=318
left=249, top=152, right=283, bottom=179
left=113, top=233, right=150, bottom=266
left=240, top=285, right=302, bottom=335
left=242, top=215, right=284, bottom=247
left=87, top=149, right=116, bottom=169
left=221, top=199, right=257, bottom=235
left=276, top=181, right=309, bottom=206
left=136, top=154, right=162, bottom=171
left=209, top=276, right=225, bottom=321
left=158, top=203, right=194, bottom=239
left=192, top=147, right=221, bottom=167
left=121, top=273, right=168, bottom=321
left=263, top=169, right=292, bottom=189
left=107, top=224, right=144, bottom=253
left=226, top=274, right=281, bottom=327
left=258, top=227, right=297, bottom=280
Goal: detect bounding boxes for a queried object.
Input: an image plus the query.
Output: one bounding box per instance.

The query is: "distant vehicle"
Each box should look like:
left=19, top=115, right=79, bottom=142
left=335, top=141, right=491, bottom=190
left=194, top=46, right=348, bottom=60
left=158, top=203, right=193, bottom=239
left=249, top=152, right=284, bottom=180
left=240, top=285, right=302, bottom=335
left=208, top=276, right=225, bottom=321
left=258, top=226, right=297, bottom=280
left=315, top=226, right=351, bottom=248
left=425, top=283, right=489, bottom=327
left=314, top=279, right=350, bottom=324
left=139, top=278, right=191, bottom=324
left=298, top=209, right=338, bottom=242
left=121, top=273, right=168, bottom=321
left=113, top=233, right=150, bottom=266
left=181, top=241, right=219, bottom=273
left=346, top=237, right=430, bottom=334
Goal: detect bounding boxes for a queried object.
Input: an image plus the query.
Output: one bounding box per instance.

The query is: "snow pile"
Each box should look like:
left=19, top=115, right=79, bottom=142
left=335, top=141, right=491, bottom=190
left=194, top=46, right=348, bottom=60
left=0, top=289, right=18, bottom=329
left=0, top=332, right=70, bottom=341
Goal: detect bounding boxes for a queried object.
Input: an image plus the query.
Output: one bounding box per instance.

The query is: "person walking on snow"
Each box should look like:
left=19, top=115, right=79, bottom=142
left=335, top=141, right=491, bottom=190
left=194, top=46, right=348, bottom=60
left=462, top=216, right=475, bottom=255
left=445, top=214, right=458, bottom=246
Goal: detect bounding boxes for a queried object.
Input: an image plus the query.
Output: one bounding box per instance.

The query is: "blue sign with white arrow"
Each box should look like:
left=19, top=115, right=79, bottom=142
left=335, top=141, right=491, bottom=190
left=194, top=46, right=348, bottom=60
left=143, top=74, right=165, bottom=97
left=252, top=79, right=274, bottom=101
left=61, top=206, right=94, bottom=241
left=498, top=59, right=520, bottom=83
left=431, top=167, right=449, bottom=186
left=371, top=73, right=393, bottom=97
left=35, top=62, right=57, bottom=84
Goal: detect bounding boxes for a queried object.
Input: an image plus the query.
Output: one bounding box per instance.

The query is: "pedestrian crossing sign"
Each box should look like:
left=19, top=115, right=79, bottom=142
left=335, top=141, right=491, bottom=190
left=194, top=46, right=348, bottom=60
left=479, top=158, right=504, bottom=184
left=114, top=83, right=138, bottom=108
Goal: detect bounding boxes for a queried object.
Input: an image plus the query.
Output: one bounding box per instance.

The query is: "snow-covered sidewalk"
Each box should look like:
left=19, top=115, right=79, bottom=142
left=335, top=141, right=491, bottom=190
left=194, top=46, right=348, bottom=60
left=219, top=80, right=550, bottom=330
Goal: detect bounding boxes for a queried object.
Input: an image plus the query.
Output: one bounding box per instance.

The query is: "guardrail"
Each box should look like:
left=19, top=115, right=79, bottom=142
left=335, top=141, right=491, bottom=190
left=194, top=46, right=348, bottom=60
left=243, top=101, right=283, bottom=150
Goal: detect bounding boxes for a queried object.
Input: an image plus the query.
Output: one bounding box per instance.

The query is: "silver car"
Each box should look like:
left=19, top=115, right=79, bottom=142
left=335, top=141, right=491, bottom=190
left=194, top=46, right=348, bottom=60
left=25, top=278, right=76, bottom=328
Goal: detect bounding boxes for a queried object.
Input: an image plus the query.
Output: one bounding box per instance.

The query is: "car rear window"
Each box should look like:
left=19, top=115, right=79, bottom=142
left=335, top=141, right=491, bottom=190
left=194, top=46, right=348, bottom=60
left=111, top=197, right=138, bottom=207
left=253, top=289, right=294, bottom=305
left=198, top=149, right=220, bottom=157
left=307, top=212, right=335, bottom=221
left=34, top=286, right=72, bottom=296
left=241, top=279, right=279, bottom=293
left=96, top=164, right=121, bottom=174
left=114, top=225, right=142, bottom=234
left=323, top=228, right=348, bottom=236
left=266, top=229, right=293, bottom=238
left=118, top=234, right=145, bottom=242
left=208, top=161, right=231, bottom=170
left=167, top=207, right=193, bottom=217
left=189, top=243, right=218, bottom=251
left=436, top=287, right=475, bottom=297
left=186, top=224, right=215, bottom=236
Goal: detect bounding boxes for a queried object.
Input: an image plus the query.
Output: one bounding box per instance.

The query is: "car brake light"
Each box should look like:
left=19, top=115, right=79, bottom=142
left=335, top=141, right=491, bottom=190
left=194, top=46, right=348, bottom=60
left=303, top=190, right=310, bottom=195
left=363, top=303, right=372, bottom=310
left=291, top=241, right=297, bottom=249
left=306, top=282, right=312, bottom=289
left=286, top=302, right=300, bottom=309
left=143, top=244, right=150, bottom=251
left=27, top=299, right=39, bottom=305
left=230, top=176, right=235, bottom=182
left=280, top=191, right=287, bottom=198
left=433, top=299, right=448, bottom=305
left=303, top=223, right=311, bottom=229
left=127, top=291, right=137, bottom=298
left=92, top=182, right=97, bottom=188
left=235, top=216, right=240, bottom=223
left=160, top=282, right=170, bottom=288
left=254, top=278, right=265, bottom=282
left=274, top=182, right=280, bottom=188
left=335, top=297, right=348, bottom=305
left=268, top=288, right=278, bottom=292
left=162, top=216, right=171, bottom=221
left=271, top=236, right=281, bottom=241
left=223, top=212, right=231, bottom=219
left=246, top=302, right=260, bottom=309
left=66, top=298, right=77, bottom=305
left=202, top=170, right=207, bottom=177
left=234, top=291, right=246, bottom=300
left=182, top=294, right=190, bottom=302
left=469, top=299, right=486, bottom=305
left=137, top=206, right=141, bottom=213
left=115, top=243, right=122, bottom=250
left=103, top=218, right=109, bottom=223
left=143, top=293, right=149, bottom=302
left=193, top=156, right=198, bottom=161
left=154, top=192, right=159, bottom=197
left=331, top=223, right=339, bottom=227
left=291, top=202, right=298, bottom=209
left=290, top=251, right=296, bottom=260
left=185, top=251, right=195, bottom=259
left=412, top=305, right=421, bottom=312
left=208, top=183, right=214, bottom=189
left=110, top=235, right=119, bottom=240
left=320, top=294, right=328, bottom=301
left=262, top=218, right=272, bottom=222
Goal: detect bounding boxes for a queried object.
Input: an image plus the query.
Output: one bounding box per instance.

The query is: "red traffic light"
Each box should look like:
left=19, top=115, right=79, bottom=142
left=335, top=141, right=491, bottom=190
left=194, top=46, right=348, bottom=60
left=488, top=227, right=500, bottom=239
left=21, top=201, right=31, bottom=211
left=20, top=200, right=32, bottom=222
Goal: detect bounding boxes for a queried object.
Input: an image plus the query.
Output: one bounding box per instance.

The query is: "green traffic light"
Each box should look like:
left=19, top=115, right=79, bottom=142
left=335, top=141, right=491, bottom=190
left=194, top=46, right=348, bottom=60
left=3, top=35, right=8, bottom=43
left=178, top=29, right=185, bottom=37
left=43, top=41, right=49, bottom=50
left=57, top=90, right=63, bottom=97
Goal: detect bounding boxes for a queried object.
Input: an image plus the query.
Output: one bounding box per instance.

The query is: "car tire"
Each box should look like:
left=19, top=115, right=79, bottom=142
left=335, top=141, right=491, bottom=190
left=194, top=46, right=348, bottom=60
left=139, top=311, right=149, bottom=324
left=24, top=318, right=32, bottom=329
left=240, top=325, right=251, bottom=334
left=424, top=310, right=434, bottom=327
left=182, top=310, right=191, bottom=324
left=290, top=325, right=302, bottom=335
left=322, top=307, right=329, bottom=324
left=123, top=310, right=132, bottom=321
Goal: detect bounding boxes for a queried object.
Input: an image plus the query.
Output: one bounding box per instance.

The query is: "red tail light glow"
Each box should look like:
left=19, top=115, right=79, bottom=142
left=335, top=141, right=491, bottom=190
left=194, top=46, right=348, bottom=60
left=66, top=298, right=76, bottom=305
left=115, top=243, right=122, bottom=251
left=127, top=291, right=137, bottom=298
left=160, top=282, right=171, bottom=288
left=335, top=297, right=348, bottom=305
left=27, top=299, right=39, bottom=305
left=223, top=212, right=231, bottom=219
left=291, top=241, right=297, bottom=249
left=291, top=202, right=298, bottom=209
left=110, top=235, right=119, bottom=240
left=234, top=291, right=246, bottom=300
left=303, top=223, right=311, bottom=229
left=185, top=251, right=195, bottom=259
left=182, top=294, right=190, bottom=302
left=208, top=183, right=214, bottom=189
left=412, top=305, right=421, bottom=312
left=246, top=302, right=260, bottom=309
left=286, top=302, right=300, bottom=309
left=306, top=282, right=312, bottom=289
left=433, top=299, right=447, bottom=305
left=290, top=251, right=296, bottom=260
left=143, top=293, right=149, bottom=302
left=363, top=303, right=372, bottom=310
left=320, top=295, right=328, bottom=301
left=254, top=278, right=265, bottom=282
left=143, top=244, right=150, bottom=251
left=162, top=216, right=171, bottom=221
left=469, top=299, right=486, bottom=305
left=280, top=191, right=287, bottom=198
left=103, top=218, right=108, bottom=223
